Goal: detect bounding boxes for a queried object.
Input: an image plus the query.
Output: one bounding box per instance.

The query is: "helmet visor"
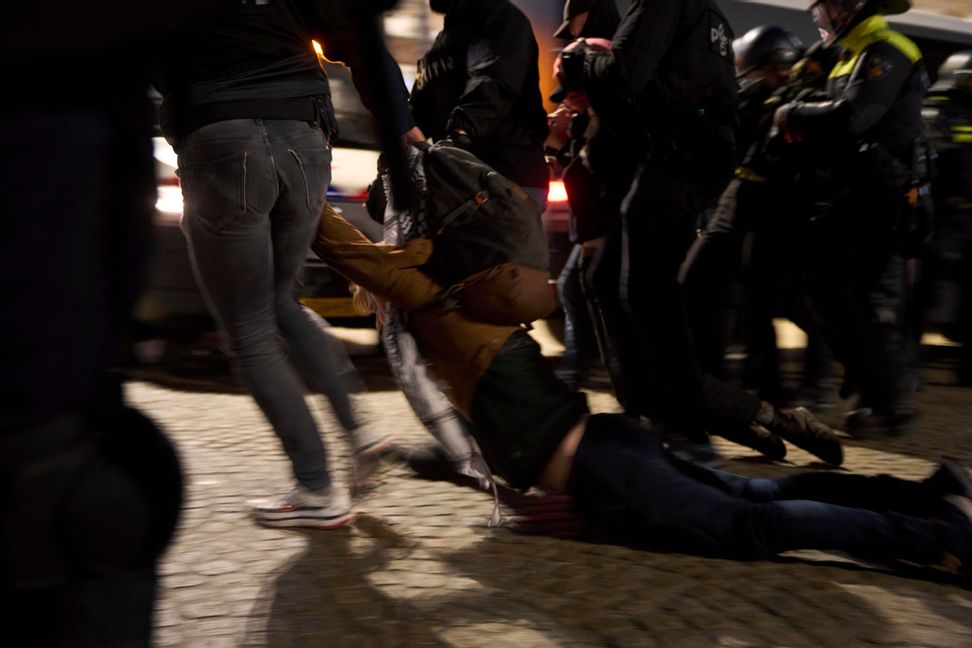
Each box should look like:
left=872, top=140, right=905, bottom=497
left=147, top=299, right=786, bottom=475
left=809, top=2, right=838, bottom=45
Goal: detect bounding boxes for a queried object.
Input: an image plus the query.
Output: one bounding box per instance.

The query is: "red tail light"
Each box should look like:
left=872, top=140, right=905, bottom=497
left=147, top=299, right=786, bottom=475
left=547, top=179, right=568, bottom=204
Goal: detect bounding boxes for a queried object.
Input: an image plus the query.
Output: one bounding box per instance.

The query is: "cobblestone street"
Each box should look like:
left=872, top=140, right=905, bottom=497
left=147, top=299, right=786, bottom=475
left=129, top=338, right=972, bottom=648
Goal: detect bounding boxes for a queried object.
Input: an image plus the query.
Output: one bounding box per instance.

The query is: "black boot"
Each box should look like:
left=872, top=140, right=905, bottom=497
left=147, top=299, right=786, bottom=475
left=765, top=407, right=844, bottom=466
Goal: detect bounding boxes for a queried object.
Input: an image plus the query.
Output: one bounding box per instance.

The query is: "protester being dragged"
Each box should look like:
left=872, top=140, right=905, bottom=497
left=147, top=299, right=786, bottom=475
left=309, top=191, right=972, bottom=578
left=365, top=152, right=493, bottom=492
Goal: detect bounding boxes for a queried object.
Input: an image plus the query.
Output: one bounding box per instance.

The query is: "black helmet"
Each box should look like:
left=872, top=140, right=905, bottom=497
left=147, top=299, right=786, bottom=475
left=930, top=50, right=972, bottom=95
left=808, top=0, right=910, bottom=45
left=733, top=25, right=805, bottom=78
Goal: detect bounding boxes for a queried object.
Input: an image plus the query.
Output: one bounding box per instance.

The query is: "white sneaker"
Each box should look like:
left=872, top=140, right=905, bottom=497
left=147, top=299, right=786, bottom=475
left=248, top=485, right=355, bottom=529
left=350, top=424, right=394, bottom=491
left=350, top=423, right=393, bottom=457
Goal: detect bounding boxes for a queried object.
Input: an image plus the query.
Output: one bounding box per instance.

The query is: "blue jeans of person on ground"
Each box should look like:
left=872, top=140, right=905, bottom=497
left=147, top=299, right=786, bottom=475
left=179, top=118, right=355, bottom=492
left=570, top=414, right=941, bottom=563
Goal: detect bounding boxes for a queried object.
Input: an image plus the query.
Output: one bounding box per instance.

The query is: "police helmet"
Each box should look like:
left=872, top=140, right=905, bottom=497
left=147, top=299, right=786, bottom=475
left=930, top=50, right=972, bottom=95
left=809, top=0, right=911, bottom=45
left=733, top=25, right=805, bottom=77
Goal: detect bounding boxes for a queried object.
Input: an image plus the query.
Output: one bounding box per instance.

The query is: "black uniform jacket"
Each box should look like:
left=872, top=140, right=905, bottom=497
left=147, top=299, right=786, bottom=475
left=409, top=0, right=549, bottom=190
left=582, top=0, right=738, bottom=129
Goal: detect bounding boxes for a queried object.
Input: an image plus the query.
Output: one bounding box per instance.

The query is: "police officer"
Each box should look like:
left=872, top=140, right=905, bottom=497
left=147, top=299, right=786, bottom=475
left=556, top=1, right=844, bottom=465
left=921, top=51, right=972, bottom=385
left=775, top=0, right=931, bottom=436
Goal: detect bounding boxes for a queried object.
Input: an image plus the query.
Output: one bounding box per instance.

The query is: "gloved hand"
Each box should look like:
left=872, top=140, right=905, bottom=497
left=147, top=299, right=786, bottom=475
left=554, top=37, right=610, bottom=91
left=555, top=38, right=590, bottom=91
left=437, top=128, right=472, bottom=150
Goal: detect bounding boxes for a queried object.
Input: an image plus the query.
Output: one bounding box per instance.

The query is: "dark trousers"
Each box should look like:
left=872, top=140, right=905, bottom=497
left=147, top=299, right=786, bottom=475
left=179, top=118, right=341, bottom=491
left=1, top=101, right=173, bottom=646
left=804, top=191, right=911, bottom=418
left=570, top=414, right=940, bottom=562
left=681, top=178, right=829, bottom=400
left=584, top=139, right=760, bottom=437
left=556, top=244, right=599, bottom=389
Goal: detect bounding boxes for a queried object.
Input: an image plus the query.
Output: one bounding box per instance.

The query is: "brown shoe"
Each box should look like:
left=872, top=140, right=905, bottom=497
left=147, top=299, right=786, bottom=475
left=767, top=407, right=844, bottom=466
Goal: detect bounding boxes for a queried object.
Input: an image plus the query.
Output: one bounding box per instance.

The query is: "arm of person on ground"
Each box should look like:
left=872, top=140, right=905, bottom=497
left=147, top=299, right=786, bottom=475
left=444, top=11, right=534, bottom=141
left=311, top=203, right=519, bottom=415
left=781, top=42, right=913, bottom=138
left=311, top=203, right=441, bottom=310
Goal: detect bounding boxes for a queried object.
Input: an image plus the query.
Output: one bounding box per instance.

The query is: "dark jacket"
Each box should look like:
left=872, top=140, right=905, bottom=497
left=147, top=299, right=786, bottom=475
left=581, top=0, right=739, bottom=130
left=410, top=0, right=549, bottom=189
left=157, top=0, right=412, bottom=147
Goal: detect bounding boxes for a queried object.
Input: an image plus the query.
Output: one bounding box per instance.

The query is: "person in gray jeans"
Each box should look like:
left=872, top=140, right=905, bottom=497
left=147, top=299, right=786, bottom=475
left=158, top=0, right=415, bottom=529
left=180, top=118, right=391, bottom=528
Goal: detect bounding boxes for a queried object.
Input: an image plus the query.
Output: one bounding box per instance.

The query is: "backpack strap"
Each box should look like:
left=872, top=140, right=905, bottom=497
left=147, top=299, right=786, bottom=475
left=437, top=190, right=490, bottom=233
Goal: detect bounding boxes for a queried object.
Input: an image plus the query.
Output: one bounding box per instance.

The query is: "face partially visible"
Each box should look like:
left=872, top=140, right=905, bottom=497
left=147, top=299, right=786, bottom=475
left=809, top=1, right=845, bottom=45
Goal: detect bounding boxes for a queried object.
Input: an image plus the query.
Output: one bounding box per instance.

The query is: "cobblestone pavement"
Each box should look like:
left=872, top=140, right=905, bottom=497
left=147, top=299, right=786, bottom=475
left=127, top=346, right=972, bottom=648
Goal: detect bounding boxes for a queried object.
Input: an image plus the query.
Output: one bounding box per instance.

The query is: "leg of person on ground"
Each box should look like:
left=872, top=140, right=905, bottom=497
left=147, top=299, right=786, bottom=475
left=381, top=307, right=491, bottom=489
left=570, top=414, right=965, bottom=567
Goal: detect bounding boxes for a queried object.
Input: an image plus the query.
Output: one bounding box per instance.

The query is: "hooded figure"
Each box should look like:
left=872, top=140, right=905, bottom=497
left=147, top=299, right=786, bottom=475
left=411, top=0, right=549, bottom=193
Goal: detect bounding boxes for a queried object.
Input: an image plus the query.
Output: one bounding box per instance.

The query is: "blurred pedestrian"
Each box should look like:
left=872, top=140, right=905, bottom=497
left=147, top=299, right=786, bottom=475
left=920, top=50, right=972, bottom=386
left=155, top=0, right=415, bottom=528
left=1, top=3, right=220, bottom=645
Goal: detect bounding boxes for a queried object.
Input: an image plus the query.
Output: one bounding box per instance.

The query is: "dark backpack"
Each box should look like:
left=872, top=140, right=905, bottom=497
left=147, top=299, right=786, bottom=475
left=420, top=142, right=549, bottom=286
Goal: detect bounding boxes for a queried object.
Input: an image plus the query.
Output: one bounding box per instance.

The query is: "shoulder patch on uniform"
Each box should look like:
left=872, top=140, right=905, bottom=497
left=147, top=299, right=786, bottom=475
left=866, top=55, right=894, bottom=81
left=706, top=11, right=732, bottom=59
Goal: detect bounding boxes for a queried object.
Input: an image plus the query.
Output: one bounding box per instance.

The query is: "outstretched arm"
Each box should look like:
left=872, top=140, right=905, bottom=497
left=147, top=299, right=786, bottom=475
left=311, top=203, right=442, bottom=311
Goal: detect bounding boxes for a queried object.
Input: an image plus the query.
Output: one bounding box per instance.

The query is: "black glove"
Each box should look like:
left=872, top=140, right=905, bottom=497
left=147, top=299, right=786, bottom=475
left=438, top=129, right=472, bottom=150
left=558, top=39, right=591, bottom=91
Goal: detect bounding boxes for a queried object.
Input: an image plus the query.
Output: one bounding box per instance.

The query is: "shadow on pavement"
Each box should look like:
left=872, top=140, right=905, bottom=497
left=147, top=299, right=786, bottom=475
left=242, top=516, right=452, bottom=648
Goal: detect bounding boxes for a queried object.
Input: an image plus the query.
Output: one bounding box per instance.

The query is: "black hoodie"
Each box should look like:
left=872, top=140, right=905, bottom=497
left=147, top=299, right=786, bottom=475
left=156, top=0, right=412, bottom=147
left=410, top=0, right=549, bottom=190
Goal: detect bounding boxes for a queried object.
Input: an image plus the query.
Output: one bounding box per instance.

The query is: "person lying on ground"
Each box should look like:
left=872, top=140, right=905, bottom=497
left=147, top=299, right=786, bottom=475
left=309, top=202, right=972, bottom=577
